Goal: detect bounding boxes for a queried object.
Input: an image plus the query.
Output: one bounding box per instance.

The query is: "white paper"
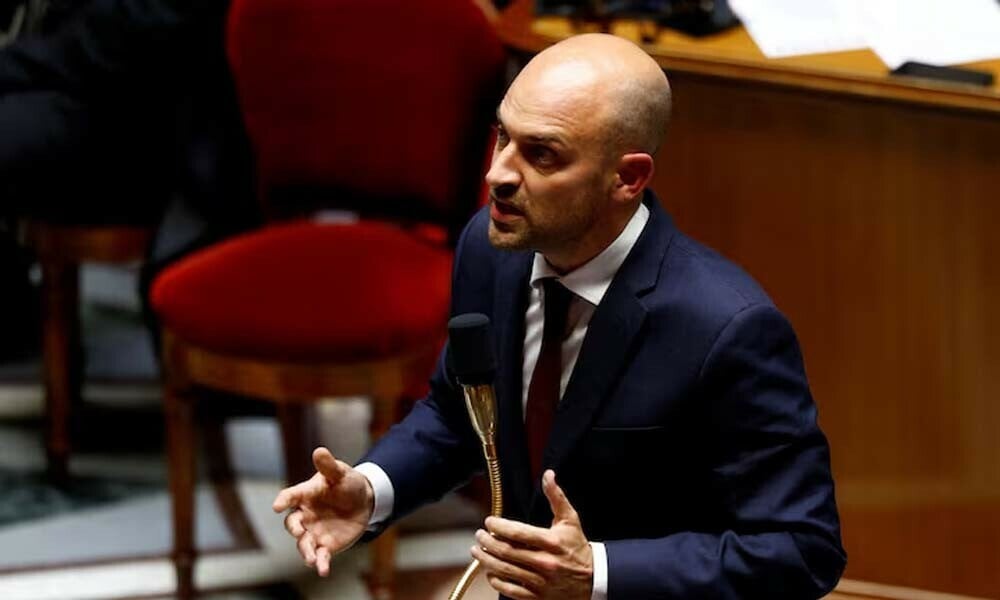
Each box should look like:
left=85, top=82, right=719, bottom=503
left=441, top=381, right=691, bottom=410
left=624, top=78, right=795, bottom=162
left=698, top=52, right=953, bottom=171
left=731, top=0, right=1000, bottom=68
left=729, top=0, right=868, bottom=58
left=859, top=0, right=1000, bottom=69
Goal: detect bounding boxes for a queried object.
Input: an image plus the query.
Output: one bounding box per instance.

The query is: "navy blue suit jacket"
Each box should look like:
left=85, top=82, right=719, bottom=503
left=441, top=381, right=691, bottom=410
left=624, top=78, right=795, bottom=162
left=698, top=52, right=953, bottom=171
left=363, top=192, right=846, bottom=598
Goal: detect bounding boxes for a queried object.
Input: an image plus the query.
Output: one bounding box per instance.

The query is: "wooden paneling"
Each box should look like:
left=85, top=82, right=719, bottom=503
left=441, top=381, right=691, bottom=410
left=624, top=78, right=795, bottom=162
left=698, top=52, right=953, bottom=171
left=657, top=76, right=1000, bottom=596
left=496, top=1, right=1000, bottom=597
left=661, top=74, right=1000, bottom=478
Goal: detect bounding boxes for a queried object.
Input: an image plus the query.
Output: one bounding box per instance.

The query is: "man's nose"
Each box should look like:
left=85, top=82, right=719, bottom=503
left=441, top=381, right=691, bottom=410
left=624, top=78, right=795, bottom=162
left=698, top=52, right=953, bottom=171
left=484, top=145, right=521, bottom=199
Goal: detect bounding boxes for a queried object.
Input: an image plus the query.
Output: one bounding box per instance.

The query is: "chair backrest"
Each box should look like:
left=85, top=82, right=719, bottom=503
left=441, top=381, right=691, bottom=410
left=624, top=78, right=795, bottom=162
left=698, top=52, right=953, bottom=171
left=226, top=0, right=506, bottom=229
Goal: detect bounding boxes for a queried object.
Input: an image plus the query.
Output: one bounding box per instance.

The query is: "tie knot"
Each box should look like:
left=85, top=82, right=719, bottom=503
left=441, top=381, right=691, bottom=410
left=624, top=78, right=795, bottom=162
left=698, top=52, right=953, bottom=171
left=542, top=279, right=572, bottom=341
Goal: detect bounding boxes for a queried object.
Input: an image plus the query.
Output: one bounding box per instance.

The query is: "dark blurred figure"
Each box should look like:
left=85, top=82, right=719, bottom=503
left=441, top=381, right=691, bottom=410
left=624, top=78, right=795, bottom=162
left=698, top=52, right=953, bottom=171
left=0, top=0, right=256, bottom=357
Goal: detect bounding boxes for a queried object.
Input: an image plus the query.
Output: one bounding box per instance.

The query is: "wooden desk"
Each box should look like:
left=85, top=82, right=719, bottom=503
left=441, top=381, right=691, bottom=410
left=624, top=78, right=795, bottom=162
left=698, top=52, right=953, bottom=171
left=498, top=0, right=1000, bottom=112
left=831, top=580, right=996, bottom=600
left=497, top=1, right=1000, bottom=598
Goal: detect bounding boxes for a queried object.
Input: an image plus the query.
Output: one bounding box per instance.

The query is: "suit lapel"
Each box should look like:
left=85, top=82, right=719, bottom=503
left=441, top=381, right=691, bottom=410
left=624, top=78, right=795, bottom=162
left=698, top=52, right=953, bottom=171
left=493, top=251, right=534, bottom=520
left=532, top=286, right=647, bottom=515
left=532, top=193, right=676, bottom=515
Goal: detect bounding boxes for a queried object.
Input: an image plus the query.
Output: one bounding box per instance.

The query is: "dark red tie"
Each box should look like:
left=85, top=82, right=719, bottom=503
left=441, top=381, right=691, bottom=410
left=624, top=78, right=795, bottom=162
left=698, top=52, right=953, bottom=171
left=525, top=278, right=572, bottom=483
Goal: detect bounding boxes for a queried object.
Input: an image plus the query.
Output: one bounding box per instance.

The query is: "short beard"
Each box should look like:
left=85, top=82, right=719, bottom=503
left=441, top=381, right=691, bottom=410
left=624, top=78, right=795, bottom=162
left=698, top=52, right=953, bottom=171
left=487, top=205, right=600, bottom=260
left=487, top=219, right=532, bottom=251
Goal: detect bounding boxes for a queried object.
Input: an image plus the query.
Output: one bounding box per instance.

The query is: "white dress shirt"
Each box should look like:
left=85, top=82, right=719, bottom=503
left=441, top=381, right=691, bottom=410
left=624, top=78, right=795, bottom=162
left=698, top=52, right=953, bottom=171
left=357, top=203, right=650, bottom=600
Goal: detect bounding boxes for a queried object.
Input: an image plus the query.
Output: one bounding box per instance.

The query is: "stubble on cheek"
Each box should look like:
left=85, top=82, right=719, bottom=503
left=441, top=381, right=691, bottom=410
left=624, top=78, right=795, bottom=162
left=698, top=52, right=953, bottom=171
left=487, top=217, right=531, bottom=251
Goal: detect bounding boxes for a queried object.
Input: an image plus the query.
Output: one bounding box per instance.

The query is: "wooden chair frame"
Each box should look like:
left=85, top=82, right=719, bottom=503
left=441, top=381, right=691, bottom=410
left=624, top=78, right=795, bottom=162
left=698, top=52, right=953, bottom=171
left=163, top=329, right=441, bottom=599
left=22, top=222, right=152, bottom=479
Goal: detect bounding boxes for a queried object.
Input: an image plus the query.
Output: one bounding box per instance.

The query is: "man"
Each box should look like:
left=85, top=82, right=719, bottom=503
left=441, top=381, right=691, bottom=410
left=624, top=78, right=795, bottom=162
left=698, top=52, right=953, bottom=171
left=273, top=33, right=846, bottom=599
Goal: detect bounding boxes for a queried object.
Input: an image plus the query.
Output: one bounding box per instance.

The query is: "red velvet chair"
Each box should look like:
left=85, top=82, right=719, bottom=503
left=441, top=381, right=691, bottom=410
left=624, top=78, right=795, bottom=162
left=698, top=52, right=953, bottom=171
left=150, top=0, right=505, bottom=597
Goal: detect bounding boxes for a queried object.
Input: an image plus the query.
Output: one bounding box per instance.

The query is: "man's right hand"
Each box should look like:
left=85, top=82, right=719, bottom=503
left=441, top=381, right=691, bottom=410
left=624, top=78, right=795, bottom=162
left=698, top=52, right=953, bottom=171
left=272, top=446, right=375, bottom=576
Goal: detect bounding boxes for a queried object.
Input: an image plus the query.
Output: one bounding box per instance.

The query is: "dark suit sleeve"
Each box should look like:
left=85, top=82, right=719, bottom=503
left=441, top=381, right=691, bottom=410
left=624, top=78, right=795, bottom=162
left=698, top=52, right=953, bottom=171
left=357, top=211, right=490, bottom=531
left=359, top=345, right=483, bottom=530
left=604, top=304, right=846, bottom=599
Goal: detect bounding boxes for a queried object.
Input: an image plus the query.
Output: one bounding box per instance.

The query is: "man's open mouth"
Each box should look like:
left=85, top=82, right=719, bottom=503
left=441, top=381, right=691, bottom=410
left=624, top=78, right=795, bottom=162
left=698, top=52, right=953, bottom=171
left=492, top=200, right=524, bottom=217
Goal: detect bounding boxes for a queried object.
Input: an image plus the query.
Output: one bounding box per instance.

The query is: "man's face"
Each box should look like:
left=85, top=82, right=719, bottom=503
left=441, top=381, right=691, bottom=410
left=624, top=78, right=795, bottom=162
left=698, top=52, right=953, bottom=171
left=485, top=66, right=616, bottom=260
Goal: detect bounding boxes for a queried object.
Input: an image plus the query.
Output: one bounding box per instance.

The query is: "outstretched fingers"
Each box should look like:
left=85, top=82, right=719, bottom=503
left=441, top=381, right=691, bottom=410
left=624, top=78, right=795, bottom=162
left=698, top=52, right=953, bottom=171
left=315, top=545, right=332, bottom=577
left=486, top=574, right=539, bottom=600
left=471, top=539, right=546, bottom=591
left=284, top=510, right=306, bottom=537
left=485, top=517, right=562, bottom=554
left=541, top=470, right=579, bottom=524
left=312, top=446, right=348, bottom=485
left=273, top=479, right=312, bottom=513
left=297, top=531, right=317, bottom=566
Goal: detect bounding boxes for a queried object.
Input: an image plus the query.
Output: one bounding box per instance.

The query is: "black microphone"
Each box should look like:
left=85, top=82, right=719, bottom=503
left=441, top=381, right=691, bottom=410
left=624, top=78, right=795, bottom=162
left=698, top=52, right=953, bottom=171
left=446, top=313, right=503, bottom=599
left=447, top=313, right=499, bottom=447
left=448, top=313, right=496, bottom=386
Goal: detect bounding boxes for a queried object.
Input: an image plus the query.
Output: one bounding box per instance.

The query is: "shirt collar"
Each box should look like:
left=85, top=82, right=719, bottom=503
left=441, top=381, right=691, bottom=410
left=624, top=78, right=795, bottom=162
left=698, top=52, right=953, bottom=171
left=530, top=202, right=650, bottom=306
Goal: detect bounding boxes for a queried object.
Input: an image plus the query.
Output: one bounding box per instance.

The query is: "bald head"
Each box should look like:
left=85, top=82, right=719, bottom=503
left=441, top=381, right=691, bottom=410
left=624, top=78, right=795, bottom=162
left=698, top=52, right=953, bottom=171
left=487, top=34, right=671, bottom=269
left=508, top=33, right=672, bottom=157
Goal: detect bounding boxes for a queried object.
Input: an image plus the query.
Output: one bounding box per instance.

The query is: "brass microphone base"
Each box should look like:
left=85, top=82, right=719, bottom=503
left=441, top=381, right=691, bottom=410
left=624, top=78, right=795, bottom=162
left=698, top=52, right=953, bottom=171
left=449, top=385, right=503, bottom=600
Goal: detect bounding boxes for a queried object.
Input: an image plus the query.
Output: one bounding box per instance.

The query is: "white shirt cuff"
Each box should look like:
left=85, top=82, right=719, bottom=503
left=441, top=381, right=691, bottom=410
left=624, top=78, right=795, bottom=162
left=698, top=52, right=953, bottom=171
left=354, top=462, right=394, bottom=527
left=590, top=541, right=608, bottom=600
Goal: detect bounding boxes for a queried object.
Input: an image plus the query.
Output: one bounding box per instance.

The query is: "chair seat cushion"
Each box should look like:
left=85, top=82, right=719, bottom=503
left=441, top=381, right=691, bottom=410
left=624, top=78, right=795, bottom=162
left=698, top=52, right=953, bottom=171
left=151, top=220, right=452, bottom=362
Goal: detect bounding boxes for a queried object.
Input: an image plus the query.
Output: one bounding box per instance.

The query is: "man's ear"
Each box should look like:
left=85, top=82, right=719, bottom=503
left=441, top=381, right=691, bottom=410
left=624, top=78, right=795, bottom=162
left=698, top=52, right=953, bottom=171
left=613, top=153, right=655, bottom=204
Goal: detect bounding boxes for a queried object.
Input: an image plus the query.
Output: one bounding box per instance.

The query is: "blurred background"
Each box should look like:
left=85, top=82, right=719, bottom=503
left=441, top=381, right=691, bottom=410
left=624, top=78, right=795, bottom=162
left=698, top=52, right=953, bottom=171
left=0, top=0, right=997, bottom=599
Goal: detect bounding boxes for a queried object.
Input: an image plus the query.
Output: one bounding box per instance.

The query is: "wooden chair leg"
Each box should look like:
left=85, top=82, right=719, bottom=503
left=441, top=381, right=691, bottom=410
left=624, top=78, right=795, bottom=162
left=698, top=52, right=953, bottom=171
left=40, top=258, right=80, bottom=480
left=166, top=385, right=197, bottom=600
left=368, top=394, right=400, bottom=600
left=203, top=409, right=258, bottom=548
left=277, top=403, right=317, bottom=486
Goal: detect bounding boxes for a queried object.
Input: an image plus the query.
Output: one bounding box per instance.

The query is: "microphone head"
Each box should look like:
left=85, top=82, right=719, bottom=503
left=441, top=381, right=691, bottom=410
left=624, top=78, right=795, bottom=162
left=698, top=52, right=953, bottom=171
left=447, top=313, right=496, bottom=386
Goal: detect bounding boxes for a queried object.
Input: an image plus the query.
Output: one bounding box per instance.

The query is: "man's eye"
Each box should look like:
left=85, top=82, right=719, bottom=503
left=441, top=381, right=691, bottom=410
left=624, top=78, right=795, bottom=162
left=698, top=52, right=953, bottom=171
left=527, top=146, right=556, bottom=166
left=494, top=127, right=509, bottom=148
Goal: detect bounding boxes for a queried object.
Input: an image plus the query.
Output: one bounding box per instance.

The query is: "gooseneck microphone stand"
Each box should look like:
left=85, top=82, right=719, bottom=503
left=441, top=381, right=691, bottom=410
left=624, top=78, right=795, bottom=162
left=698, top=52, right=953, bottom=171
left=446, top=314, right=503, bottom=600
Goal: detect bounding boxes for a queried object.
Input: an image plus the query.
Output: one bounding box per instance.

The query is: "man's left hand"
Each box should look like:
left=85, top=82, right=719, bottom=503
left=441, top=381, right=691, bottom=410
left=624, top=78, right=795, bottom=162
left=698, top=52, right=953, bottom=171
left=472, top=470, right=594, bottom=600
